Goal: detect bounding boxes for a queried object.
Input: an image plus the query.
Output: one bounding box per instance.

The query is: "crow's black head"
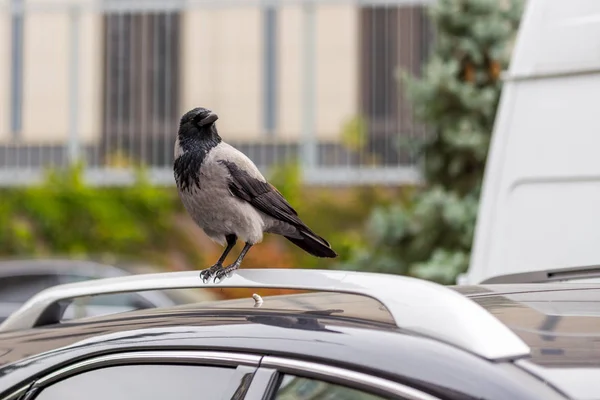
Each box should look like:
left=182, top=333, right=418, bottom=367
left=177, top=106, right=222, bottom=148
left=180, top=107, right=219, bottom=129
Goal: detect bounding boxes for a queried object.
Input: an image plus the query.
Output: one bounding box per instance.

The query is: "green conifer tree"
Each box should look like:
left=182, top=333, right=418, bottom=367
left=341, top=0, right=523, bottom=283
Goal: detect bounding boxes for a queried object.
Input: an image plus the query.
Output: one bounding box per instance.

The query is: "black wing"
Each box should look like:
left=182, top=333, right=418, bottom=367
left=218, top=160, right=303, bottom=226
left=219, top=160, right=338, bottom=258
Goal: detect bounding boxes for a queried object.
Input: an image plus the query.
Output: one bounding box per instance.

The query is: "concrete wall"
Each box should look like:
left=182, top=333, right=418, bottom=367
left=21, top=11, right=70, bottom=143
left=316, top=5, right=358, bottom=141
left=180, top=8, right=263, bottom=141
left=10, top=1, right=102, bottom=144
left=277, top=5, right=358, bottom=142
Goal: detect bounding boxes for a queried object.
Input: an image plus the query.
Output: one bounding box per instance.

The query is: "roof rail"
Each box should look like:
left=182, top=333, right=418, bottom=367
left=481, top=264, right=600, bottom=284
left=0, top=268, right=530, bottom=361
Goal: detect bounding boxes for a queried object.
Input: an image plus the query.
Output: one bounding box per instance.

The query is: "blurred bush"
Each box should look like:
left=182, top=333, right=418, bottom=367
left=0, top=164, right=202, bottom=267
left=339, top=0, right=523, bottom=284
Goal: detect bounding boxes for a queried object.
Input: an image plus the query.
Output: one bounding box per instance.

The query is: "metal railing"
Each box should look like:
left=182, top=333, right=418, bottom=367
left=0, top=0, right=434, bottom=186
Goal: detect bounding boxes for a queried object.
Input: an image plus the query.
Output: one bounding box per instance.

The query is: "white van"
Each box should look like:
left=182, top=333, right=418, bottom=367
left=460, top=0, right=600, bottom=284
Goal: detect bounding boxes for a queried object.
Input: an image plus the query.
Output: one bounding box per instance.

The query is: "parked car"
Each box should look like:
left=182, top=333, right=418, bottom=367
left=0, top=267, right=595, bottom=400
left=0, top=258, right=215, bottom=323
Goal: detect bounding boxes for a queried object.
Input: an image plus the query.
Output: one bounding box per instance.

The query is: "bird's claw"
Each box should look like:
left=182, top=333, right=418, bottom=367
left=200, top=270, right=212, bottom=284
left=213, top=272, right=226, bottom=284
left=199, top=264, right=223, bottom=284
left=213, top=264, right=240, bottom=284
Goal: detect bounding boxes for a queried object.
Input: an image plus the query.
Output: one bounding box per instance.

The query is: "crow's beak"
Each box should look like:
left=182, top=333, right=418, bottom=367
left=198, top=111, right=218, bottom=126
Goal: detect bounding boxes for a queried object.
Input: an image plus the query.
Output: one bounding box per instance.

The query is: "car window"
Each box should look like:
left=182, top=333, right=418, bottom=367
left=33, top=364, right=238, bottom=400
left=0, top=275, right=60, bottom=303
left=274, top=374, right=388, bottom=400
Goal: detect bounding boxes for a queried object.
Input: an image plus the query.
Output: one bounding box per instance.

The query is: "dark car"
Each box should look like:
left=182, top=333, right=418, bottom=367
left=0, top=268, right=597, bottom=400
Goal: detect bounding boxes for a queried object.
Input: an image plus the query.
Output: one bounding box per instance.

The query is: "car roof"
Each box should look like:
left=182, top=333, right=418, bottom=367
left=0, top=268, right=529, bottom=361
left=2, top=282, right=598, bottom=361
left=0, top=291, right=562, bottom=400
left=5, top=282, right=599, bottom=358
left=452, top=283, right=600, bottom=366
left=451, top=283, right=600, bottom=400
left=0, top=292, right=397, bottom=365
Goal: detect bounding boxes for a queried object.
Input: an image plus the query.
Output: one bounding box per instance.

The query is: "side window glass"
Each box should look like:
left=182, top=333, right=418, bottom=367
left=33, top=364, right=238, bottom=400
left=274, top=374, right=388, bottom=400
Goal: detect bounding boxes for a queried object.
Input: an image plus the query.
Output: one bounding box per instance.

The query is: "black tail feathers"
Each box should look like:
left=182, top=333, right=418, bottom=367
left=285, top=228, right=337, bottom=258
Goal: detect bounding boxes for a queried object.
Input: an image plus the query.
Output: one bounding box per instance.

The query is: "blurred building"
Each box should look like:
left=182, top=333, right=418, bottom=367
left=0, top=0, right=432, bottom=182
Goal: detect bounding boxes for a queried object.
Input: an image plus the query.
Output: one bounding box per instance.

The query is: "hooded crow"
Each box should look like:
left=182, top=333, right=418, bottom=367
left=174, top=107, right=337, bottom=283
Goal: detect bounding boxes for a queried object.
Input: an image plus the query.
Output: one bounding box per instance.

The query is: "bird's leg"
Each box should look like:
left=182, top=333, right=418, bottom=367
left=214, top=242, right=253, bottom=284
left=199, top=234, right=237, bottom=283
